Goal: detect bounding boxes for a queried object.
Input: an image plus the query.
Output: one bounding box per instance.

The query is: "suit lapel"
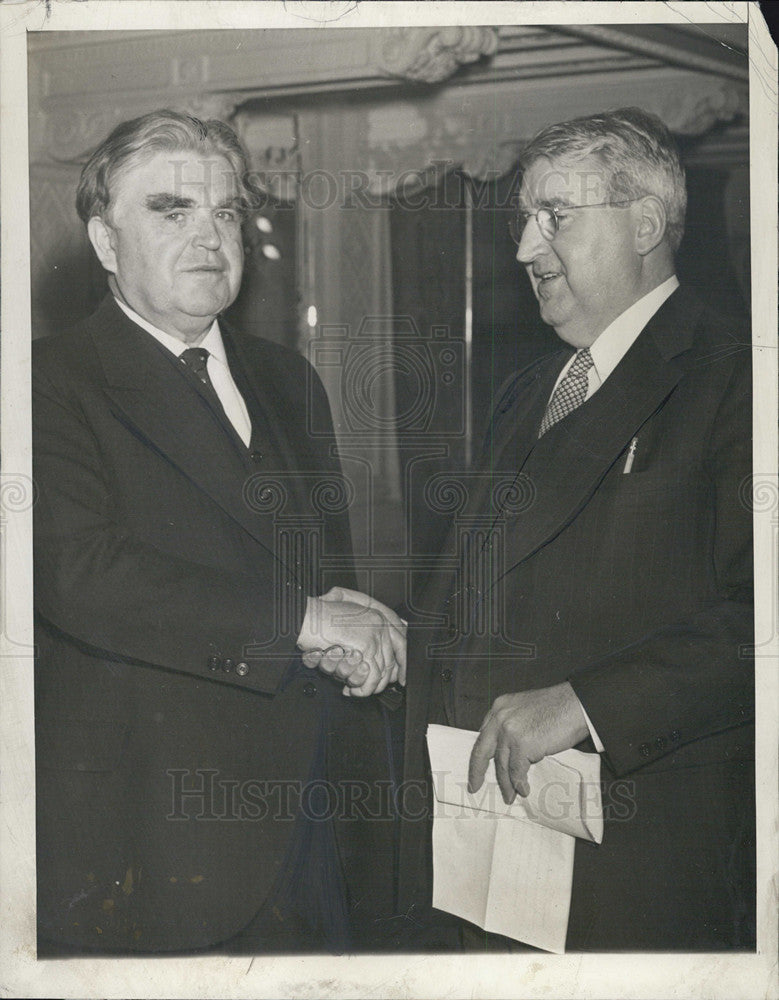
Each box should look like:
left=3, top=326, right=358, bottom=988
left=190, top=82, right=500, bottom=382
left=467, top=352, right=568, bottom=544
left=222, top=324, right=330, bottom=527
left=493, top=286, right=699, bottom=579
left=484, top=351, right=567, bottom=477
left=90, top=297, right=283, bottom=549
left=221, top=323, right=315, bottom=475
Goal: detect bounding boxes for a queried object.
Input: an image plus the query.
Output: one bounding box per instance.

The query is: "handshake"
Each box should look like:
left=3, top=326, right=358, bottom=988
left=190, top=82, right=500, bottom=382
left=297, top=586, right=407, bottom=697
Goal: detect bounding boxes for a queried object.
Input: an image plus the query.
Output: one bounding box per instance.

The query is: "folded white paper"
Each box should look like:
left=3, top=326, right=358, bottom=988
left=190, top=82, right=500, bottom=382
left=427, top=723, right=603, bottom=953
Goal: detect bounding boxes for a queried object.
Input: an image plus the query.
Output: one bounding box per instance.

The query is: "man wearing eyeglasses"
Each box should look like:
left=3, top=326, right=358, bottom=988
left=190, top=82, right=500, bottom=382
left=398, top=107, right=754, bottom=951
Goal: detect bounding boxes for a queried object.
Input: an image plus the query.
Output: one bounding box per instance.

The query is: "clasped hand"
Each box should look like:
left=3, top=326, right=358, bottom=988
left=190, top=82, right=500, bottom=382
left=296, top=586, right=406, bottom=697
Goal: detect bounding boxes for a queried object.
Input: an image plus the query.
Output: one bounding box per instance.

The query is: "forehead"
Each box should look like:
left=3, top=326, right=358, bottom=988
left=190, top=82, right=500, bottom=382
left=111, top=150, right=241, bottom=206
left=519, top=154, right=608, bottom=207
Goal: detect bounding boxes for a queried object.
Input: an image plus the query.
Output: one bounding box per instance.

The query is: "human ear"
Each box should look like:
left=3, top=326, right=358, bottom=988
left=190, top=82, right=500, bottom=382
left=87, top=216, right=118, bottom=273
left=634, top=195, right=667, bottom=256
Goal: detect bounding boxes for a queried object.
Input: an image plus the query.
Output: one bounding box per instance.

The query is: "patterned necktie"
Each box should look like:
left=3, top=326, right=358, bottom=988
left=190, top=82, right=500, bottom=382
left=538, top=348, right=595, bottom=437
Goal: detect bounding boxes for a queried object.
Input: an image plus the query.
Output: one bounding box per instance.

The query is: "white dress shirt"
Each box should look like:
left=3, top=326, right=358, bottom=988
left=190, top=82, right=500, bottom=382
left=546, top=275, right=679, bottom=752
left=114, top=298, right=253, bottom=447
left=548, top=275, right=680, bottom=404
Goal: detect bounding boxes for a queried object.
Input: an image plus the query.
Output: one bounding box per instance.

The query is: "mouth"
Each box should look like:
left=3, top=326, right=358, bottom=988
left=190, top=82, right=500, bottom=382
left=185, top=265, right=224, bottom=273
left=531, top=269, right=563, bottom=296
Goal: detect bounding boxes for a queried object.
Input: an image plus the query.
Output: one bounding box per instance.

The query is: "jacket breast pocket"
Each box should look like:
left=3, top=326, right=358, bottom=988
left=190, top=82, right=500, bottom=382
left=36, top=719, right=128, bottom=773
left=598, top=466, right=708, bottom=515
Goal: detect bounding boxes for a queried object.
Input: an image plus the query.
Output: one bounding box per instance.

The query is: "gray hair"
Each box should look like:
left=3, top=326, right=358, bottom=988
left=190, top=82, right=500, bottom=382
left=75, top=108, right=254, bottom=223
left=520, top=107, right=687, bottom=253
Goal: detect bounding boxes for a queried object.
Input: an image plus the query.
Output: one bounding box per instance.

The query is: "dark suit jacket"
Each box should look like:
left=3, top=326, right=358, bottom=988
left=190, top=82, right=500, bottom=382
left=398, top=286, right=755, bottom=950
left=33, top=295, right=390, bottom=953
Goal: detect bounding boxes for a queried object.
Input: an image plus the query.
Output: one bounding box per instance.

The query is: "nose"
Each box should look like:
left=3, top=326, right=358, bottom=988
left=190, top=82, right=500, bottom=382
left=516, top=214, right=548, bottom=265
left=192, top=211, right=221, bottom=250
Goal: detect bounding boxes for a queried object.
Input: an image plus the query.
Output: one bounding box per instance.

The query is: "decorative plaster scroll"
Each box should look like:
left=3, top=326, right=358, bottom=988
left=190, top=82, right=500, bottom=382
left=232, top=112, right=299, bottom=203
left=650, top=79, right=746, bottom=135
left=357, top=72, right=747, bottom=195
left=377, top=26, right=499, bottom=84
left=38, top=94, right=242, bottom=164
left=364, top=102, right=522, bottom=192
left=178, top=93, right=242, bottom=124
left=42, top=108, right=128, bottom=163
left=363, top=102, right=522, bottom=193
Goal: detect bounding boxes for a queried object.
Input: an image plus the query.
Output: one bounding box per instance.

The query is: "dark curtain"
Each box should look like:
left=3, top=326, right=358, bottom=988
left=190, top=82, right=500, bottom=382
left=390, top=172, right=466, bottom=567
left=224, top=199, right=298, bottom=350
left=676, top=166, right=750, bottom=319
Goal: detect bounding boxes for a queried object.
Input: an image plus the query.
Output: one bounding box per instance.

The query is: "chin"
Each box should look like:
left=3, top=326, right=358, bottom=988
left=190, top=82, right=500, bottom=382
left=185, top=293, right=233, bottom=317
left=541, top=311, right=573, bottom=343
left=543, top=312, right=584, bottom=346
left=555, top=328, right=597, bottom=349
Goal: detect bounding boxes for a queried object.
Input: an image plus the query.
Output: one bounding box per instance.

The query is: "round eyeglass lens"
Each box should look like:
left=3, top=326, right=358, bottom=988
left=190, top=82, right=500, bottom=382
left=536, top=208, right=557, bottom=240
left=509, top=208, right=558, bottom=244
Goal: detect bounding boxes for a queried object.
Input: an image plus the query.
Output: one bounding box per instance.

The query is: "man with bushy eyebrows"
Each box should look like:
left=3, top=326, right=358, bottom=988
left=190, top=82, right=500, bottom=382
left=33, top=109, right=403, bottom=955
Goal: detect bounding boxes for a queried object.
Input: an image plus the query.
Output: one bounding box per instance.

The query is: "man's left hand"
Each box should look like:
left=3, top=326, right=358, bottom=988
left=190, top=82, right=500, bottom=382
left=468, top=682, right=589, bottom=803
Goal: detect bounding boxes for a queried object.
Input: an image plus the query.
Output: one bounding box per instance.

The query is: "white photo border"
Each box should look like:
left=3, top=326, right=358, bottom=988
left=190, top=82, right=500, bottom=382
left=2, top=3, right=776, bottom=997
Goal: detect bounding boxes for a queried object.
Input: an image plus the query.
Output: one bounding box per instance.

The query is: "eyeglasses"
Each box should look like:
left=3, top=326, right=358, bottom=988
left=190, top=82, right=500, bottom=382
left=508, top=200, right=637, bottom=244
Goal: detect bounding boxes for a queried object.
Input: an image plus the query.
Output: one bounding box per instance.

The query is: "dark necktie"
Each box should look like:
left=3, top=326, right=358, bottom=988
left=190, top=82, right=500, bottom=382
left=179, top=346, right=228, bottom=413
left=180, top=346, right=262, bottom=459
left=538, top=348, right=595, bottom=437
left=179, top=344, right=243, bottom=434
left=179, top=347, right=215, bottom=389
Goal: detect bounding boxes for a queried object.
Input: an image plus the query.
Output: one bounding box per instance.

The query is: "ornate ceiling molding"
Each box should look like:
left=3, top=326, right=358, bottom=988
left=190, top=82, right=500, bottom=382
left=376, top=26, right=499, bottom=84
left=651, top=78, right=746, bottom=135
left=232, top=111, right=299, bottom=203
left=356, top=71, right=748, bottom=192
left=179, top=93, right=243, bottom=124
left=29, top=26, right=748, bottom=177
left=37, top=94, right=244, bottom=163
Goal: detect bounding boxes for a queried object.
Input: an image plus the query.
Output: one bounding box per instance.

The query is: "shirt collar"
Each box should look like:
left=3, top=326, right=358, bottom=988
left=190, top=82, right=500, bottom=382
left=113, top=297, right=224, bottom=361
left=588, top=275, right=679, bottom=384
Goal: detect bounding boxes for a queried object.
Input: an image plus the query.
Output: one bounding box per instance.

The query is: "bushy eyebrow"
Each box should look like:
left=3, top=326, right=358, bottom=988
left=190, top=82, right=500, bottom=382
left=144, top=193, right=196, bottom=212
left=517, top=194, right=572, bottom=214
left=521, top=197, right=573, bottom=212
left=144, top=193, right=247, bottom=215
left=540, top=196, right=574, bottom=209
left=215, top=196, right=247, bottom=213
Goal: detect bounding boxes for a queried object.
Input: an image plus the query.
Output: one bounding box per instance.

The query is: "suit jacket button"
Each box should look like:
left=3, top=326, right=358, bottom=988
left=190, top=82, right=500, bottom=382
left=251, top=451, right=263, bottom=463
left=671, top=730, right=681, bottom=742
left=655, top=736, right=667, bottom=751
left=638, top=742, right=651, bottom=757
left=303, top=681, right=317, bottom=697
left=236, top=661, right=249, bottom=677
left=208, top=656, right=221, bottom=671
left=441, top=668, right=453, bottom=681
left=223, top=658, right=234, bottom=672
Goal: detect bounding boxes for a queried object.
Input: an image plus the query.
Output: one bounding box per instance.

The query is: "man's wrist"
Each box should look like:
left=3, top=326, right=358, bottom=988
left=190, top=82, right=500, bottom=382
left=297, top=595, right=319, bottom=650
